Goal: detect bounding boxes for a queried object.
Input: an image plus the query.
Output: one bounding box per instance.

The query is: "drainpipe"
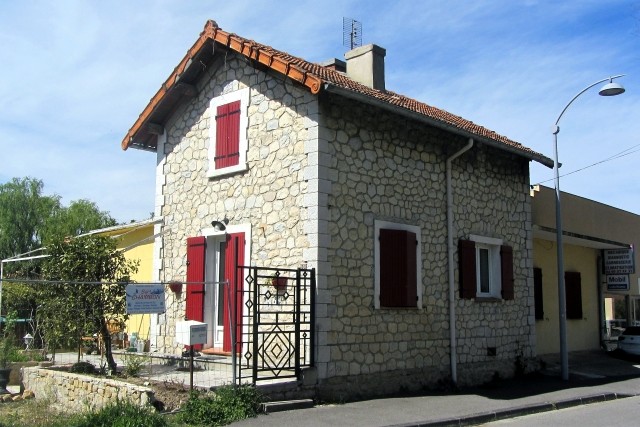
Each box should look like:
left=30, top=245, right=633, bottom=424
left=446, top=138, right=474, bottom=385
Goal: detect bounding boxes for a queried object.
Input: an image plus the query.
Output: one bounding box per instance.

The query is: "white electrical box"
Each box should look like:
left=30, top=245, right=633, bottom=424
left=175, top=320, right=208, bottom=346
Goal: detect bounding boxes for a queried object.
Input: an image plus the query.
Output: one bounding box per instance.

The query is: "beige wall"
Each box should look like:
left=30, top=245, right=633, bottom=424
left=533, top=238, right=600, bottom=354
left=532, top=185, right=640, bottom=354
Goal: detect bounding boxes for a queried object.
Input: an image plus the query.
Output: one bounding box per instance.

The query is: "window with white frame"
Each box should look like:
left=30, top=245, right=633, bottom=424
left=207, top=87, right=250, bottom=178
left=374, top=220, right=422, bottom=309
left=459, top=234, right=514, bottom=300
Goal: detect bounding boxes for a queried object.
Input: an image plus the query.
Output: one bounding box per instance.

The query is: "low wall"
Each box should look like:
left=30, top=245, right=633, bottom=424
left=21, top=366, right=155, bottom=413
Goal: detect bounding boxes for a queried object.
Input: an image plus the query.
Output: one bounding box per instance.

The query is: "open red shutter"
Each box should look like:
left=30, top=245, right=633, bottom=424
left=534, top=267, right=543, bottom=319
left=500, top=245, right=514, bottom=300
left=186, top=237, right=206, bottom=351
left=214, top=101, right=241, bottom=169
left=565, top=271, right=582, bottom=319
left=379, top=229, right=417, bottom=307
left=459, top=239, right=476, bottom=299
left=223, top=232, right=245, bottom=353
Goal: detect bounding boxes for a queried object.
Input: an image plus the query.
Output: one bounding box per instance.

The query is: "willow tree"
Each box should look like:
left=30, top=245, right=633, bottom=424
left=40, top=234, right=138, bottom=373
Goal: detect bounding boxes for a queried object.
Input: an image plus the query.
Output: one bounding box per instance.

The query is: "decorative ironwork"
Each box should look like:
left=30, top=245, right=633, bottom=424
left=234, top=266, right=315, bottom=383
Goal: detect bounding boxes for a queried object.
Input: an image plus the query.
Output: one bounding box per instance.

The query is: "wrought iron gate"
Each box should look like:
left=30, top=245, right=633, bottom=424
left=234, top=266, right=315, bottom=384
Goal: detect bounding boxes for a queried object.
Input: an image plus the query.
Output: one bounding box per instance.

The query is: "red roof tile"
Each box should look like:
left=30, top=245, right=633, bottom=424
left=122, top=20, right=552, bottom=167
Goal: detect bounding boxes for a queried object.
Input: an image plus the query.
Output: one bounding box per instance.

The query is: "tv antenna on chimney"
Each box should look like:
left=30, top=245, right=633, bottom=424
left=343, top=18, right=362, bottom=50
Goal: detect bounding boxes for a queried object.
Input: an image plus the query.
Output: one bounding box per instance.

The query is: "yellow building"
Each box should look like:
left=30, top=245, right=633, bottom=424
left=87, top=218, right=161, bottom=344
left=532, top=186, right=640, bottom=354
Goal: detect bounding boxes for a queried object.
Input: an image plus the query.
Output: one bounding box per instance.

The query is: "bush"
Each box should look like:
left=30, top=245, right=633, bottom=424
left=71, top=401, right=167, bottom=427
left=179, top=384, right=262, bottom=426
left=70, top=361, right=96, bottom=374
left=123, top=353, right=148, bottom=377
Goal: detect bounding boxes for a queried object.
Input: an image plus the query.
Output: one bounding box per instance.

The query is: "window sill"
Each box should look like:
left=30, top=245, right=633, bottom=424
left=207, top=164, right=248, bottom=179
left=474, top=297, right=503, bottom=303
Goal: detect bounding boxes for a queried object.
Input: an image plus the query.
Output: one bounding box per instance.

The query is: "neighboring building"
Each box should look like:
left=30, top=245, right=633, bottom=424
left=531, top=185, right=640, bottom=354
left=120, top=20, right=552, bottom=397
left=87, top=218, right=161, bottom=346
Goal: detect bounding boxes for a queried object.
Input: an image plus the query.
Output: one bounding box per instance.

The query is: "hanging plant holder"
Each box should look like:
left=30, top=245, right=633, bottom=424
left=271, top=276, right=288, bottom=290
left=168, top=281, right=183, bottom=294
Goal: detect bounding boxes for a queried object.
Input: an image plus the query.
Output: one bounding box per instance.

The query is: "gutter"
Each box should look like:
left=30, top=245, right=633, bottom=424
left=323, top=84, right=553, bottom=168
left=446, top=138, right=474, bottom=385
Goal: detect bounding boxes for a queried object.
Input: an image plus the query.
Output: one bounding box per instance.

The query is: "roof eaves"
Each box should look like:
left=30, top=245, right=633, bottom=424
left=121, top=20, right=323, bottom=151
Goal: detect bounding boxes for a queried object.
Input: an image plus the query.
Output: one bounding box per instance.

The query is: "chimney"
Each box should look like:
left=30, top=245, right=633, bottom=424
left=320, top=58, right=346, bottom=73
left=344, top=44, right=386, bottom=91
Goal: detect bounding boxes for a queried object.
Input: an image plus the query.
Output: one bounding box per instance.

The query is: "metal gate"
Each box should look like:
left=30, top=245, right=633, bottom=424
left=234, top=266, right=315, bottom=384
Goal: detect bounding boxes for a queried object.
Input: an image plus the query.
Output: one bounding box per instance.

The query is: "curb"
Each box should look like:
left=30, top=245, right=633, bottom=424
left=392, top=392, right=634, bottom=427
left=262, top=399, right=315, bottom=414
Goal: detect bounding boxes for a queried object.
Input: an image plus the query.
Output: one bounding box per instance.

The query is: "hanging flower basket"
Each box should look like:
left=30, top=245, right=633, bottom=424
left=168, top=281, right=183, bottom=293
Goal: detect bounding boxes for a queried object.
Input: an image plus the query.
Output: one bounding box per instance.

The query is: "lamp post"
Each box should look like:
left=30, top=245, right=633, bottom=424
left=553, top=75, right=625, bottom=381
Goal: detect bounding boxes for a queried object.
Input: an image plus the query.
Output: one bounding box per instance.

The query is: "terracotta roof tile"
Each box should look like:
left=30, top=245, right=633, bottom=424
left=122, top=20, right=552, bottom=167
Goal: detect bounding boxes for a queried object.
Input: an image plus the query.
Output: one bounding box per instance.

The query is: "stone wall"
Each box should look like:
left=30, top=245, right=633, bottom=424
left=21, top=366, right=154, bottom=413
left=315, top=93, right=534, bottom=394
left=152, top=52, right=319, bottom=353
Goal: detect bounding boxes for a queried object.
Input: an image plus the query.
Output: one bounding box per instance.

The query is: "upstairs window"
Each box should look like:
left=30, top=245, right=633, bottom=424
left=208, top=87, right=250, bottom=178
left=374, top=221, right=422, bottom=309
left=459, top=235, right=514, bottom=300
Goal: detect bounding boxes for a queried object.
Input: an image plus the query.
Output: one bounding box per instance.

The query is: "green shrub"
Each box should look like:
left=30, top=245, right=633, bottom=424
left=71, top=401, right=167, bottom=427
left=123, top=353, right=148, bottom=377
left=179, top=384, right=262, bottom=426
left=70, top=361, right=96, bottom=374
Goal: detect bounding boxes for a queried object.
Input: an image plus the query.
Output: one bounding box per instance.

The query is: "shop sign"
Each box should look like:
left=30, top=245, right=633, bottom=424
left=604, top=248, right=635, bottom=275
left=126, top=284, right=166, bottom=314
left=606, top=274, right=630, bottom=291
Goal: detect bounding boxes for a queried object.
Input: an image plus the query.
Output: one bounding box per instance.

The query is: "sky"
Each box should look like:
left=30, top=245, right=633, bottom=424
left=1, top=0, right=639, bottom=223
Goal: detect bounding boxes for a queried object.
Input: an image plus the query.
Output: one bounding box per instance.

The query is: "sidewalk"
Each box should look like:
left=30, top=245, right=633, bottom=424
left=232, top=350, right=640, bottom=426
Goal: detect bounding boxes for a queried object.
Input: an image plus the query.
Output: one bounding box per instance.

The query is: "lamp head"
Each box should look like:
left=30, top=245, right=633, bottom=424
left=599, top=81, right=625, bottom=96
left=211, top=218, right=229, bottom=231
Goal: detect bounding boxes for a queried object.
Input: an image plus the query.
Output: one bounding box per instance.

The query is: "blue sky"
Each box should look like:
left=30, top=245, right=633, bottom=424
left=1, top=0, right=639, bottom=222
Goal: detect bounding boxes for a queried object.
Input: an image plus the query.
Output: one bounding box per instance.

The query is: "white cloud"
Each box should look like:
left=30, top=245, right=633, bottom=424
left=1, top=0, right=639, bottom=221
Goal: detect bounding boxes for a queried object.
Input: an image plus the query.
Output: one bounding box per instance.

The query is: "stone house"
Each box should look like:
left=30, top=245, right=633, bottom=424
left=121, top=20, right=553, bottom=398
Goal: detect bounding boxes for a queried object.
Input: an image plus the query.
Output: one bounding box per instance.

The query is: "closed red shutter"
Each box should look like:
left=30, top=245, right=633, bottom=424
left=459, top=239, right=476, bottom=299
left=565, top=271, right=582, bottom=319
left=500, top=245, right=514, bottom=300
left=214, top=101, right=241, bottom=169
left=186, top=237, right=206, bottom=351
left=223, top=232, right=245, bottom=353
left=379, top=229, right=417, bottom=307
left=534, top=267, right=543, bottom=319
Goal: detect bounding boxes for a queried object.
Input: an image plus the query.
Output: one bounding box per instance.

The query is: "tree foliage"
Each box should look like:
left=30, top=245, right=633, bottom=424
left=0, top=177, right=59, bottom=265
left=0, top=177, right=116, bottom=322
left=40, top=234, right=138, bottom=373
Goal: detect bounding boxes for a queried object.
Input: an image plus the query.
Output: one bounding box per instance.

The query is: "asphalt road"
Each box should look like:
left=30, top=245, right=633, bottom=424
left=484, top=394, right=640, bottom=426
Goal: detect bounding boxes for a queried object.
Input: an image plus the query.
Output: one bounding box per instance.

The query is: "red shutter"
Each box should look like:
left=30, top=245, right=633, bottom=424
left=214, top=101, right=241, bottom=169
left=186, top=237, right=206, bottom=351
left=534, top=267, right=543, bottom=319
left=565, top=271, right=582, bottom=319
left=223, top=232, right=245, bottom=353
left=500, top=245, right=514, bottom=300
left=459, top=239, right=476, bottom=298
left=186, top=237, right=206, bottom=322
left=379, top=229, right=417, bottom=307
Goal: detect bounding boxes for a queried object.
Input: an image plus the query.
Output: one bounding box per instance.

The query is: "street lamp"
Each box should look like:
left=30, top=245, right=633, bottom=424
left=553, top=75, right=625, bottom=381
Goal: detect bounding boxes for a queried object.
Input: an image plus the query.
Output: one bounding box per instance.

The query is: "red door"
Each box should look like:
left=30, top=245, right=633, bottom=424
left=222, top=232, right=244, bottom=353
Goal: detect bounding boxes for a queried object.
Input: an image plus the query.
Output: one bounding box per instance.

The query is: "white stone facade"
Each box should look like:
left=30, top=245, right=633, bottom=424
left=151, top=50, right=536, bottom=398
